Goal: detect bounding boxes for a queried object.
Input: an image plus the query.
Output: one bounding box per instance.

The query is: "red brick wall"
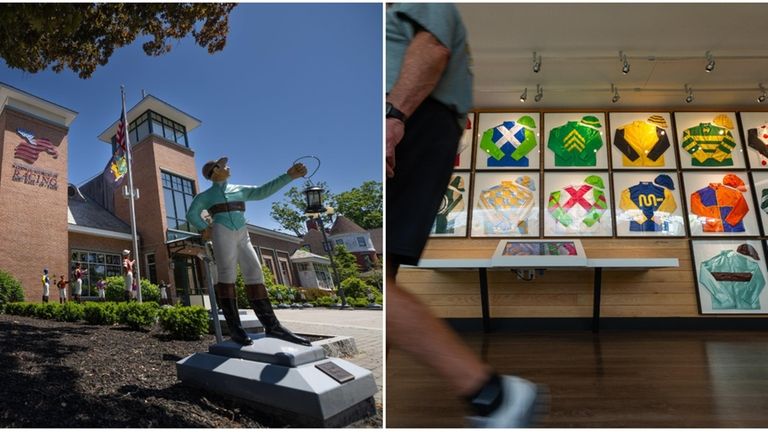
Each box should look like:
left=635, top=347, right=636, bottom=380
left=112, top=134, right=197, bottom=298
left=0, top=109, right=69, bottom=302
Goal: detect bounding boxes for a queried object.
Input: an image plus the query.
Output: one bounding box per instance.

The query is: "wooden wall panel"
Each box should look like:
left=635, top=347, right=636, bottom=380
left=397, top=238, right=710, bottom=318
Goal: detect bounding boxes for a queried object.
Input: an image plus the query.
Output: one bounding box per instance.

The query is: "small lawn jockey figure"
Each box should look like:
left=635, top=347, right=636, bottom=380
left=73, top=263, right=84, bottom=303
left=57, top=275, right=69, bottom=304
left=186, top=157, right=310, bottom=346
left=96, top=278, right=107, bottom=302
left=123, top=250, right=134, bottom=302
left=41, top=268, right=50, bottom=303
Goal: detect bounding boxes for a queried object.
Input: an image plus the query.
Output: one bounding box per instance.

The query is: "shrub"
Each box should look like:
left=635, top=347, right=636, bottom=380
left=35, top=303, right=62, bottom=320
left=159, top=306, right=209, bottom=340
left=59, top=302, right=85, bottom=322
left=21, top=302, right=38, bottom=317
left=314, top=295, right=336, bottom=307
left=119, top=302, right=159, bottom=330
left=83, top=302, right=118, bottom=325
left=104, top=276, right=160, bottom=302
left=300, top=287, right=331, bottom=302
left=340, top=276, right=377, bottom=300
left=4, top=302, right=23, bottom=315
left=0, top=269, right=24, bottom=305
left=351, top=297, right=369, bottom=308
left=268, top=284, right=293, bottom=303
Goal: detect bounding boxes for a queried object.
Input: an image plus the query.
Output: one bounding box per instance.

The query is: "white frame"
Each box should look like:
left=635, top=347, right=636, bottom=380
left=490, top=239, right=587, bottom=267
left=455, top=112, right=475, bottom=170
left=470, top=171, right=540, bottom=238
left=430, top=172, right=471, bottom=238
left=682, top=171, right=759, bottom=236
left=612, top=171, right=686, bottom=237
left=738, top=112, right=768, bottom=170
left=674, top=112, right=746, bottom=169
left=609, top=112, right=678, bottom=170
left=543, top=171, right=613, bottom=237
left=474, top=112, right=541, bottom=170
left=750, top=171, right=768, bottom=235
left=691, top=239, right=768, bottom=315
left=543, top=112, right=608, bottom=170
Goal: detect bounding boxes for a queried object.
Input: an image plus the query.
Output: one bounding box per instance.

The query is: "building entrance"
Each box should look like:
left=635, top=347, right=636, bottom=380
left=172, top=255, right=202, bottom=306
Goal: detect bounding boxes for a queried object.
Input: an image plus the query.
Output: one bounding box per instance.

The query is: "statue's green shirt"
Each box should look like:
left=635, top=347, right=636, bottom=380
left=186, top=173, right=292, bottom=231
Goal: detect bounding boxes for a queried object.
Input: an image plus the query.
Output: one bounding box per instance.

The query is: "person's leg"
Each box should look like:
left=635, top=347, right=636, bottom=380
left=386, top=259, right=490, bottom=396
left=237, top=228, right=310, bottom=346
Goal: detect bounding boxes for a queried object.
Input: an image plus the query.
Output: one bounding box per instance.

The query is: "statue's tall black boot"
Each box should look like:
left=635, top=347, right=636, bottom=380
left=249, top=297, right=311, bottom=346
left=216, top=283, right=252, bottom=346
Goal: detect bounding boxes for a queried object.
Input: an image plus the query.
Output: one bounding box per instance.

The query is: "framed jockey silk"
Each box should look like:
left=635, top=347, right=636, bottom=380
left=543, top=171, right=613, bottom=237
left=429, top=172, right=471, bottom=238
left=609, top=112, right=679, bottom=170
left=490, top=239, right=587, bottom=267
left=543, top=113, right=608, bottom=170
left=691, top=239, right=768, bottom=315
left=675, top=112, right=746, bottom=169
left=612, top=171, right=686, bottom=237
left=474, top=112, right=541, bottom=170
left=749, top=171, right=768, bottom=236
left=470, top=172, right=540, bottom=237
left=682, top=171, right=759, bottom=237
left=738, top=112, right=768, bottom=170
left=454, top=112, right=475, bottom=170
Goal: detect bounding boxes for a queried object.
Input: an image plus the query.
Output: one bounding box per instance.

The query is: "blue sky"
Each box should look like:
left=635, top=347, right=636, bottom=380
left=0, top=3, right=382, bottom=231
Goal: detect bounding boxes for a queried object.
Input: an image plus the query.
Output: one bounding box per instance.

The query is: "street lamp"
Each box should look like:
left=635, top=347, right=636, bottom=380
left=303, top=184, right=347, bottom=309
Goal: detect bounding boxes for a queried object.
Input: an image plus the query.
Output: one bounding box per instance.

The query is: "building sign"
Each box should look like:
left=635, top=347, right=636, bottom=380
left=11, top=163, right=59, bottom=190
left=14, top=128, right=59, bottom=164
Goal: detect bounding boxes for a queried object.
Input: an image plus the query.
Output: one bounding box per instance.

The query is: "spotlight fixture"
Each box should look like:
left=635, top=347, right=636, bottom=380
left=705, top=51, right=715, bottom=73
left=520, top=87, right=528, bottom=102
left=611, top=84, right=620, bottom=103
left=532, top=52, right=541, bottom=73
left=758, top=84, right=767, bottom=103
left=619, top=51, right=630, bottom=74
left=534, top=84, right=543, bottom=102
left=684, top=84, right=694, bottom=103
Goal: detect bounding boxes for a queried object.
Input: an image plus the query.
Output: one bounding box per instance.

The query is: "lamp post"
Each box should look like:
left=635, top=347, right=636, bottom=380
left=303, top=184, right=347, bottom=309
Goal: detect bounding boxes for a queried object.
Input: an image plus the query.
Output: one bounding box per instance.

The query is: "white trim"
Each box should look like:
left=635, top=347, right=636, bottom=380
left=68, top=224, right=136, bottom=241
left=97, top=94, right=202, bottom=143
left=0, top=82, right=78, bottom=127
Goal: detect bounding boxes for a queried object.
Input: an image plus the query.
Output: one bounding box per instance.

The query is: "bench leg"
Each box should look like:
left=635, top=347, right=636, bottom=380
left=479, top=268, right=491, bottom=333
left=592, top=267, right=602, bottom=333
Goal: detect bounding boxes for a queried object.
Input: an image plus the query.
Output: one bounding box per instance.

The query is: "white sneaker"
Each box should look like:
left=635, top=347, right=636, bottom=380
left=466, top=375, right=539, bottom=428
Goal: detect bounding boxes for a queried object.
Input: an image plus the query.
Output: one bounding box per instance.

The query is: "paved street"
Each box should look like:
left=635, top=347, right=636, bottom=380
left=275, top=308, right=384, bottom=405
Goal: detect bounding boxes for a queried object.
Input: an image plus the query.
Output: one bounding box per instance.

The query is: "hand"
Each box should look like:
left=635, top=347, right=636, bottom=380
left=202, top=226, right=212, bottom=241
left=386, top=118, right=405, bottom=178
left=287, top=163, right=307, bottom=179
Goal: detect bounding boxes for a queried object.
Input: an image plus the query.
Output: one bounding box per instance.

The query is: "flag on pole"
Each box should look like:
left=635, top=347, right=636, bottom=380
left=103, top=111, right=129, bottom=186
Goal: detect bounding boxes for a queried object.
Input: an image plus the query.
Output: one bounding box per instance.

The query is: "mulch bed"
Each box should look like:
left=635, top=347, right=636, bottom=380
left=0, top=314, right=381, bottom=428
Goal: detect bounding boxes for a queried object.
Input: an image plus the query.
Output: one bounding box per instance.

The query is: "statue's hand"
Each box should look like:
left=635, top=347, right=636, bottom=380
left=287, top=163, right=307, bottom=179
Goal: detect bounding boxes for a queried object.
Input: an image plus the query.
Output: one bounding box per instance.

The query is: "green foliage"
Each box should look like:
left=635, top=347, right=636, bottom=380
left=300, top=287, right=330, bottom=302
left=35, top=303, right=62, bottom=320
left=340, top=276, right=374, bottom=300
left=118, top=301, right=160, bottom=330
left=83, top=302, right=119, bottom=325
left=104, top=276, right=159, bottom=302
left=270, top=181, right=333, bottom=236
left=333, top=245, right=360, bottom=282
left=268, top=284, right=295, bottom=303
left=350, top=297, right=370, bottom=308
left=0, top=4, right=237, bottom=78
left=0, top=269, right=25, bottom=305
left=159, top=306, right=209, bottom=340
left=21, top=302, right=38, bottom=317
left=334, top=180, right=383, bottom=230
left=314, top=295, right=336, bottom=307
left=59, top=302, right=85, bottom=322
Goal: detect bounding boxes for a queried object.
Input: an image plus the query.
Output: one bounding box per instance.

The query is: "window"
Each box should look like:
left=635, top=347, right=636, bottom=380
left=162, top=171, right=196, bottom=235
left=262, top=255, right=277, bottom=284
left=146, top=253, right=157, bottom=284
left=357, top=236, right=367, bottom=248
left=335, top=239, right=344, bottom=246
left=70, top=249, right=123, bottom=297
left=278, top=258, right=293, bottom=286
left=297, top=263, right=308, bottom=272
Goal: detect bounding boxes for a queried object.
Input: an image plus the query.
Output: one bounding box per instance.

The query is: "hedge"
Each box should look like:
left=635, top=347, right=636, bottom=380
left=103, top=276, right=160, bottom=302
left=0, top=270, right=24, bottom=308
left=60, top=302, right=85, bottom=322
left=159, top=306, right=209, bottom=340
left=118, top=301, right=160, bottom=330
left=83, top=302, right=119, bottom=325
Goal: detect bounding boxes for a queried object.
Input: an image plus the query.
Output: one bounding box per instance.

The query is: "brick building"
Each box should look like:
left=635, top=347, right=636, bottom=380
left=0, top=83, right=306, bottom=305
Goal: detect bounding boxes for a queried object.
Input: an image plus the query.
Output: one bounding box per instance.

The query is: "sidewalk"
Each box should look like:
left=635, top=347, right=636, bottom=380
left=274, top=308, right=383, bottom=405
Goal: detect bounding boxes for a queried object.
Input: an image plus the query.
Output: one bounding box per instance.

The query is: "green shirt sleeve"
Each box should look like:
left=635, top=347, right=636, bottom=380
left=509, top=129, right=537, bottom=161
left=231, top=173, right=293, bottom=202
left=186, top=191, right=209, bottom=231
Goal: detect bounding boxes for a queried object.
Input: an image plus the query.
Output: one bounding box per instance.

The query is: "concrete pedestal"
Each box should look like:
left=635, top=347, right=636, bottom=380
left=210, top=310, right=264, bottom=335
left=176, top=332, right=377, bottom=427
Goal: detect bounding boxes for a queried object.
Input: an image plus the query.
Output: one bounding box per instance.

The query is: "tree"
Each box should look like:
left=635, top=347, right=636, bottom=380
left=334, top=181, right=382, bottom=230
left=333, top=245, right=359, bottom=283
left=270, top=181, right=333, bottom=237
left=0, top=3, right=237, bottom=78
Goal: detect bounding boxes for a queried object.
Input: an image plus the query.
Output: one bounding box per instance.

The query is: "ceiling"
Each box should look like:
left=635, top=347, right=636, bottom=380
left=457, top=3, right=768, bottom=110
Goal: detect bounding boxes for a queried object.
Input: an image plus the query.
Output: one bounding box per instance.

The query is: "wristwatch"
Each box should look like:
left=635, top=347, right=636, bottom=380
left=385, top=102, right=408, bottom=123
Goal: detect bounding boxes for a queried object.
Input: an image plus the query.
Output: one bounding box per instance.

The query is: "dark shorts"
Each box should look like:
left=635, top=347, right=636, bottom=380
left=387, top=98, right=461, bottom=266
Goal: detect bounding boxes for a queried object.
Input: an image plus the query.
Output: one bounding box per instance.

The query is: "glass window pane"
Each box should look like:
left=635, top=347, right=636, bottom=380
left=175, top=129, right=185, bottom=144
left=174, top=193, right=186, bottom=221
left=137, top=120, right=149, bottom=142
left=164, top=188, right=176, bottom=218
left=152, top=120, right=163, bottom=135
left=151, top=112, right=161, bottom=121
left=163, top=125, right=174, bottom=140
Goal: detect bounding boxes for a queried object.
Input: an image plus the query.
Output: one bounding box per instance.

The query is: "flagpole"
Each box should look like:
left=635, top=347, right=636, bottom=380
left=122, top=85, right=142, bottom=303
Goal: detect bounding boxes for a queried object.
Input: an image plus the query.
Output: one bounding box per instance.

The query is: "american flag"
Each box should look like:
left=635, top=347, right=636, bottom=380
left=115, top=110, right=128, bottom=153
left=14, top=129, right=59, bottom=164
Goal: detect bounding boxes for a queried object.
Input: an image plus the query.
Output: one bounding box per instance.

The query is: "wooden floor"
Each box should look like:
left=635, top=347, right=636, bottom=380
left=386, top=330, right=768, bottom=428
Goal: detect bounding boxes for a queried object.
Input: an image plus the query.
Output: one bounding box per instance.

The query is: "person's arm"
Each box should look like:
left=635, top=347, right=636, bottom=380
left=386, top=30, right=451, bottom=177
left=185, top=192, right=210, bottom=232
